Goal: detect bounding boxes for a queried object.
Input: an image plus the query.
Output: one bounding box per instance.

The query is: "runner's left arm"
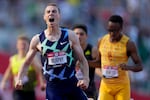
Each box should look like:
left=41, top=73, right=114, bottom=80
left=69, top=30, right=89, bottom=89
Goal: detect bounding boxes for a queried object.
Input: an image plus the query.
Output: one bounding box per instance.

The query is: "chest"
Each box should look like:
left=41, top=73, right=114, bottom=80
left=100, top=41, right=127, bottom=59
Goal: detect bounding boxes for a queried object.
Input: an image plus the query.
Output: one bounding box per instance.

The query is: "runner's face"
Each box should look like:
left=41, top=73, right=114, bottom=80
left=73, top=28, right=87, bottom=45
left=43, top=5, right=60, bottom=27
left=17, top=39, right=29, bottom=52
left=107, top=21, right=122, bottom=42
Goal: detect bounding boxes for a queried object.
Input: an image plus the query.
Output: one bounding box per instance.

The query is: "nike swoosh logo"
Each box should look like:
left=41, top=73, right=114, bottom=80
left=60, top=41, right=67, bottom=45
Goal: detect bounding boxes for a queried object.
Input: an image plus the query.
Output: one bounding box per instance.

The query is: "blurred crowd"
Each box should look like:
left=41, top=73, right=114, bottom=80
left=0, top=0, right=150, bottom=95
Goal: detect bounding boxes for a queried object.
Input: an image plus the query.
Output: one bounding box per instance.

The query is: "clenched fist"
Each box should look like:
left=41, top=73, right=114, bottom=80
left=119, top=63, right=129, bottom=70
left=77, top=78, right=89, bottom=90
left=15, top=80, right=23, bottom=90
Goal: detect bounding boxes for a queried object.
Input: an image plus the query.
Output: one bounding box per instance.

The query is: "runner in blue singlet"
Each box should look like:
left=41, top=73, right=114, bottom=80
left=15, top=3, right=89, bottom=100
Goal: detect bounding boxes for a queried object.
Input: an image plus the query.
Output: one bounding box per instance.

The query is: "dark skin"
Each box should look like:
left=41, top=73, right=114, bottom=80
left=89, top=21, right=143, bottom=72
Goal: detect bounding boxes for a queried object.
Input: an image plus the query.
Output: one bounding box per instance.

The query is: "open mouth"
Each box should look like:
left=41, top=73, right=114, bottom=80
left=49, top=18, right=54, bottom=22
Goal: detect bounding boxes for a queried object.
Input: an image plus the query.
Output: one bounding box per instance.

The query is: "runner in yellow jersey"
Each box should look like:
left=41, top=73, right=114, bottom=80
left=89, top=15, right=143, bottom=100
left=0, top=35, right=45, bottom=100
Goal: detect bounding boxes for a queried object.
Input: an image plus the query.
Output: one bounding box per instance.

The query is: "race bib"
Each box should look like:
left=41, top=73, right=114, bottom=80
left=102, top=66, right=118, bottom=78
left=47, top=52, right=67, bottom=65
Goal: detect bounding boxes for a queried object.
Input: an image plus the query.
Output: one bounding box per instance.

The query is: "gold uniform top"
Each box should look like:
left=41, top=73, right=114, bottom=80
left=11, top=54, right=37, bottom=91
left=99, top=34, right=130, bottom=84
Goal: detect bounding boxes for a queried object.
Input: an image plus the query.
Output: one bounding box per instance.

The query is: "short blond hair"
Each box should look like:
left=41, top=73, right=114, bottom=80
left=17, top=34, right=30, bottom=43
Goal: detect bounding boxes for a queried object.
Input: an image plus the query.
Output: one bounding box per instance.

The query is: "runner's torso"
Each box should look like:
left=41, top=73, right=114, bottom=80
left=99, top=34, right=130, bottom=84
left=11, top=54, right=37, bottom=90
left=39, top=28, right=76, bottom=82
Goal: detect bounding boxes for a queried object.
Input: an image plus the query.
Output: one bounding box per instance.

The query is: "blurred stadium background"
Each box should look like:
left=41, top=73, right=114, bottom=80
left=0, top=0, right=150, bottom=100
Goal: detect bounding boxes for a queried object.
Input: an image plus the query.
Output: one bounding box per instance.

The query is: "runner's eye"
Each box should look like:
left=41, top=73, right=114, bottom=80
left=47, top=10, right=50, bottom=13
left=52, top=10, right=57, bottom=13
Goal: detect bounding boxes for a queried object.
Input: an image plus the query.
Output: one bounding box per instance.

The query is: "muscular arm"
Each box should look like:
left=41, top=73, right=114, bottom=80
left=91, top=46, right=97, bottom=60
left=88, top=38, right=101, bottom=68
left=69, top=30, right=89, bottom=88
left=92, top=46, right=102, bottom=77
left=120, top=40, right=143, bottom=72
left=16, top=35, right=39, bottom=89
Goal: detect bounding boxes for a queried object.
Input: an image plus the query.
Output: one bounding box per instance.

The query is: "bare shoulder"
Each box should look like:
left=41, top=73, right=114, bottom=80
left=30, top=34, right=41, bottom=51
left=68, top=29, right=77, bottom=39
left=67, top=29, right=79, bottom=43
left=30, top=34, right=40, bottom=45
left=97, top=37, right=103, bottom=48
left=92, top=46, right=98, bottom=59
left=9, top=54, right=18, bottom=60
left=31, top=34, right=40, bottom=43
left=127, top=40, right=135, bottom=45
left=9, top=55, right=14, bottom=62
left=127, top=40, right=137, bottom=53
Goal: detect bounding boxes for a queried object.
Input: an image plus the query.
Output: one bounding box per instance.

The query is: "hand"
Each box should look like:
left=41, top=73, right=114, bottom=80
left=77, top=78, right=89, bottom=90
left=15, top=80, right=23, bottom=90
left=40, top=83, right=46, bottom=91
left=119, top=63, right=129, bottom=70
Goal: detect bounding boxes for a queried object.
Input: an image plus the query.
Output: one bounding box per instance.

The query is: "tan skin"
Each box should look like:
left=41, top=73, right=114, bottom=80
left=73, top=28, right=102, bottom=77
left=0, top=38, right=45, bottom=90
left=15, top=5, right=89, bottom=90
left=89, top=21, right=143, bottom=72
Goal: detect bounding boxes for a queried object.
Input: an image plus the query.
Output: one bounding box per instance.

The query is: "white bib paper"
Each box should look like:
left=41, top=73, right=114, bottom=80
left=102, top=66, right=118, bottom=78
left=48, top=52, right=67, bottom=65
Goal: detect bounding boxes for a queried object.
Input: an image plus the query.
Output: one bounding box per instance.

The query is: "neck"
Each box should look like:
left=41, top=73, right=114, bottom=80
left=18, top=52, right=26, bottom=58
left=110, top=34, right=122, bottom=42
left=116, top=34, right=122, bottom=42
left=46, top=25, right=60, bottom=35
left=81, top=43, right=87, bottom=50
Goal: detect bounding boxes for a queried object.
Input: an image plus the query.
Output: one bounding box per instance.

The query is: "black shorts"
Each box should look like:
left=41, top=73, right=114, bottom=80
left=13, top=90, right=36, bottom=100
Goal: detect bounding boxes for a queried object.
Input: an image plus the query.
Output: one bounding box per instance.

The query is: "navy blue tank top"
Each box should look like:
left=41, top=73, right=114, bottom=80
left=39, top=28, right=75, bottom=81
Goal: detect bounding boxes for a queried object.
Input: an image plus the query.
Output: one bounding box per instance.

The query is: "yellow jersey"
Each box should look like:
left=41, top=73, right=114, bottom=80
left=99, top=34, right=130, bottom=84
left=11, top=54, right=37, bottom=90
